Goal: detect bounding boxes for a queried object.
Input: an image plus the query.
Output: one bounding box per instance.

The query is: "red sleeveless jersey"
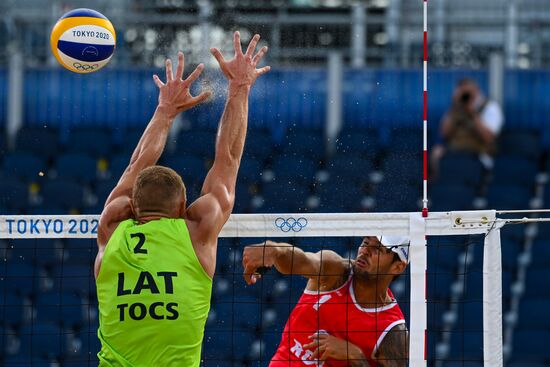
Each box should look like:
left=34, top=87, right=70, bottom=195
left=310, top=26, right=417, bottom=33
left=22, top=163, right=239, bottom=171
left=270, top=276, right=405, bottom=367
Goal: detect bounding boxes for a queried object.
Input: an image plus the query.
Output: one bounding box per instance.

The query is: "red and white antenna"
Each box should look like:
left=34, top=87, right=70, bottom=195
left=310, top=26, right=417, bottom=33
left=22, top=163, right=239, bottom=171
left=422, top=0, right=429, bottom=218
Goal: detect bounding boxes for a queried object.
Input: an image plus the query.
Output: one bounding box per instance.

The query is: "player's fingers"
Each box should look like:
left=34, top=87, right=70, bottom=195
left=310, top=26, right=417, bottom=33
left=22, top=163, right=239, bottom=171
left=175, top=51, right=184, bottom=80
left=184, top=63, right=205, bottom=86
left=252, top=46, right=268, bottom=65
left=233, top=30, right=243, bottom=56
left=152, top=74, right=164, bottom=88
left=245, top=34, right=260, bottom=57
left=210, top=47, right=226, bottom=65
left=308, top=348, right=320, bottom=361
left=243, top=265, right=256, bottom=285
left=165, top=58, right=174, bottom=81
left=256, top=66, right=271, bottom=76
left=189, top=91, right=212, bottom=106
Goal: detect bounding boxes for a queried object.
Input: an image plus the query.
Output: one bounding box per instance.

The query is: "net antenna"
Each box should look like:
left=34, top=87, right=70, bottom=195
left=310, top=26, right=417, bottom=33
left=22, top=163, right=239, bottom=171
left=0, top=210, right=518, bottom=366
left=422, top=0, right=429, bottom=218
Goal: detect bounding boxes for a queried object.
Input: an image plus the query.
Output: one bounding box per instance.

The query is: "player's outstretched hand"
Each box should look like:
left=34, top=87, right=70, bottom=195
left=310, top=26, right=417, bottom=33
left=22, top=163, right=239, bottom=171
left=153, top=51, right=212, bottom=119
left=210, top=31, right=270, bottom=89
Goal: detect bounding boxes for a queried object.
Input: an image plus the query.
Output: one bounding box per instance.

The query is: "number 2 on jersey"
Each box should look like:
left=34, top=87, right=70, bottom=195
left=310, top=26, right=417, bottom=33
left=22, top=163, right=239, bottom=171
left=131, top=233, right=147, bottom=254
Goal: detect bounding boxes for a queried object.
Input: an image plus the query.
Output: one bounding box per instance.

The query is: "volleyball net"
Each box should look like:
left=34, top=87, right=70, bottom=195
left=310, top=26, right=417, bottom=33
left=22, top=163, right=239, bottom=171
left=0, top=210, right=512, bottom=366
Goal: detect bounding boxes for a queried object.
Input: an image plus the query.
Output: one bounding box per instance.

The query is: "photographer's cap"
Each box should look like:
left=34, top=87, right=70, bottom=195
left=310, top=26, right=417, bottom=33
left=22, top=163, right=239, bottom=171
left=377, top=236, right=410, bottom=263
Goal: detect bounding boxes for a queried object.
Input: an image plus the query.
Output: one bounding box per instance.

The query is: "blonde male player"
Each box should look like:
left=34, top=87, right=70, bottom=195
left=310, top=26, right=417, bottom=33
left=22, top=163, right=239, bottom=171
left=95, top=31, right=270, bottom=366
left=243, top=236, right=409, bottom=367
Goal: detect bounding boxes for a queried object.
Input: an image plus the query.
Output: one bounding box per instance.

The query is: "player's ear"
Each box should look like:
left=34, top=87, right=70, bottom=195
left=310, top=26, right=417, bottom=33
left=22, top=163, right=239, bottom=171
left=178, top=196, right=186, bottom=218
left=129, top=199, right=138, bottom=218
left=391, top=260, right=407, bottom=276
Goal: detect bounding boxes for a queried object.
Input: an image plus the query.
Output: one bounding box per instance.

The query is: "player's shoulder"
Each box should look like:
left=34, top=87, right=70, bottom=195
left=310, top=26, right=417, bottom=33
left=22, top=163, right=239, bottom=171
left=315, top=249, right=348, bottom=273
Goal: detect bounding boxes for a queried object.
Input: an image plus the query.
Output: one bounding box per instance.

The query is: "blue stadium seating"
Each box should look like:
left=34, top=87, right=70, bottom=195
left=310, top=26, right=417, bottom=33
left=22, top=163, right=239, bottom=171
left=437, top=151, right=485, bottom=188
left=174, top=129, right=217, bottom=158
left=163, top=155, right=208, bottom=182
left=429, top=184, right=476, bottom=211
left=0, top=178, right=28, bottom=211
left=18, top=323, right=63, bottom=357
left=513, top=330, right=550, bottom=361
left=2, top=153, right=46, bottom=180
left=387, top=127, right=424, bottom=154
left=492, top=157, right=538, bottom=188
left=14, top=126, right=59, bottom=159
left=243, top=129, right=274, bottom=162
left=486, top=184, right=532, bottom=210
left=335, top=127, right=380, bottom=156
left=382, top=152, right=423, bottom=185
left=55, top=153, right=98, bottom=183
left=281, top=129, right=326, bottom=159
left=497, top=129, right=541, bottom=161
left=66, top=128, right=113, bottom=158
left=40, top=180, right=86, bottom=210
left=326, top=154, right=374, bottom=186
left=517, top=299, right=550, bottom=330
left=271, top=153, right=318, bottom=184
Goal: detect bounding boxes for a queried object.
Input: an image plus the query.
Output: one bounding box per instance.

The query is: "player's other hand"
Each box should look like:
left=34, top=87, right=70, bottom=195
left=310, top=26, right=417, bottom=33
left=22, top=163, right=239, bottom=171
left=242, top=242, right=276, bottom=285
left=153, top=51, right=212, bottom=119
left=210, top=31, right=270, bottom=90
left=304, top=332, right=367, bottom=365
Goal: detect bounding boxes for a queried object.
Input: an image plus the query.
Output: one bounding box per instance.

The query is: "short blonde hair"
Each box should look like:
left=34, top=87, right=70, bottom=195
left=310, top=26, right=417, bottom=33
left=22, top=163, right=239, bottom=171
left=132, top=166, right=186, bottom=213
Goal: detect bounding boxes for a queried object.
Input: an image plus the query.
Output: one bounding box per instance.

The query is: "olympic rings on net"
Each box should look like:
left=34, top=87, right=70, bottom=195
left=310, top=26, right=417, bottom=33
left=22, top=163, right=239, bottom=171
left=274, top=217, right=308, bottom=232
left=72, top=62, right=99, bottom=71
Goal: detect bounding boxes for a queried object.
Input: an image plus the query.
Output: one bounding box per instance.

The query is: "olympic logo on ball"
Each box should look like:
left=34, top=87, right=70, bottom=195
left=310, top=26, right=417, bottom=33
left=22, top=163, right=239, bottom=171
left=274, top=217, right=308, bottom=232
left=72, top=62, right=99, bottom=71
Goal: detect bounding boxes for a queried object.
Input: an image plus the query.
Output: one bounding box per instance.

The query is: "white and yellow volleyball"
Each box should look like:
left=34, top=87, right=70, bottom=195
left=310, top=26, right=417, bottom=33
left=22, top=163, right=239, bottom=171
left=50, top=8, right=116, bottom=74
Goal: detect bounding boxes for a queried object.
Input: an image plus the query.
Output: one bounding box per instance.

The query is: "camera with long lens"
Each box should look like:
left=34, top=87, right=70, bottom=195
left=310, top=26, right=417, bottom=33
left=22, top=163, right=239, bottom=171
left=460, top=91, right=472, bottom=106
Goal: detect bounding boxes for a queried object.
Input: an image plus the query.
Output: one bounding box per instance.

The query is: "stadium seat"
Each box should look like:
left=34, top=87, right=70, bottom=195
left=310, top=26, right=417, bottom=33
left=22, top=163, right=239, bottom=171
left=429, top=184, right=476, bottom=212
left=107, top=154, right=129, bottom=178
left=174, top=129, right=217, bottom=158
left=497, top=129, right=541, bottom=161
left=270, top=152, right=319, bottom=184
left=387, top=127, right=423, bottom=154
left=243, top=129, right=274, bottom=162
left=3, top=355, right=55, bottom=367
left=261, top=180, right=310, bottom=212
left=335, top=127, right=380, bottom=156
left=66, top=128, right=113, bottom=158
left=447, top=330, right=484, bottom=359
left=33, top=292, right=84, bottom=328
left=18, top=323, right=64, bottom=357
left=2, top=153, right=46, bottom=180
left=513, top=330, right=550, bottom=360
left=486, top=184, right=532, bottom=210
left=437, top=151, right=484, bottom=188
left=54, top=153, right=98, bottom=183
left=0, top=178, right=29, bottom=211
left=115, top=127, right=145, bottom=154
left=326, top=154, right=374, bottom=185
left=491, top=157, right=537, bottom=188
left=529, top=239, right=550, bottom=268
left=40, top=180, right=86, bottom=209
left=382, top=152, right=423, bottom=185
left=282, top=129, right=326, bottom=159
left=0, top=293, right=26, bottom=327
left=163, top=155, right=208, bottom=183
left=15, top=126, right=59, bottom=159
left=516, top=299, right=550, bottom=330
left=315, top=181, right=365, bottom=212
left=523, top=268, right=550, bottom=298
left=374, top=183, right=421, bottom=212
left=238, top=158, right=263, bottom=184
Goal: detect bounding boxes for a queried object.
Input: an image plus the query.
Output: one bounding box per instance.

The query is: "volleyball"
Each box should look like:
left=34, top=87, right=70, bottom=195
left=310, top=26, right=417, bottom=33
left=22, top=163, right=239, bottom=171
left=50, top=8, right=116, bottom=74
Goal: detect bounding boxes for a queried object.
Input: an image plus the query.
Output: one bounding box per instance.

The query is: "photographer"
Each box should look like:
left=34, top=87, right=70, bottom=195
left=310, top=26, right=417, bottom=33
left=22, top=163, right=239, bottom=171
left=432, top=78, right=504, bottom=169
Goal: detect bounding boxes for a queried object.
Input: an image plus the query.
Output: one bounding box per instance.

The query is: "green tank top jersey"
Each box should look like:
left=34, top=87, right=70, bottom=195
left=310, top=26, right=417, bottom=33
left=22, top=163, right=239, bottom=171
left=96, top=218, right=212, bottom=367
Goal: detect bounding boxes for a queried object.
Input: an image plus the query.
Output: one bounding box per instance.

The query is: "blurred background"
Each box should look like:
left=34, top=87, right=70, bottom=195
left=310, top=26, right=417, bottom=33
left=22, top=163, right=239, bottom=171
left=1, top=0, right=550, bottom=366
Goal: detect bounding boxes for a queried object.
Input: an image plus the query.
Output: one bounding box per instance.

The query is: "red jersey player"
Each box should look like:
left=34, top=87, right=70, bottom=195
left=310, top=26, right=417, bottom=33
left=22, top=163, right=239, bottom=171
left=242, top=236, right=409, bottom=367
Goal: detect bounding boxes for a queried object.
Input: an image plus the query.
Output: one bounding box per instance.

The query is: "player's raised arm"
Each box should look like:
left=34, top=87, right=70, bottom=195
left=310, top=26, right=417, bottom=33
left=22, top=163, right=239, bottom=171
left=242, top=241, right=347, bottom=287
left=186, top=31, right=270, bottom=239
left=98, top=52, right=210, bottom=247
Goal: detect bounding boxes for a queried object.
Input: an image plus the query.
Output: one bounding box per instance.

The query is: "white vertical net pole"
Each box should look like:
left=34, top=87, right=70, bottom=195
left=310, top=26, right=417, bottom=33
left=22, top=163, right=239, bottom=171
left=483, top=219, right=504, bottom=367
left=409, top=212, right=427, bottom=367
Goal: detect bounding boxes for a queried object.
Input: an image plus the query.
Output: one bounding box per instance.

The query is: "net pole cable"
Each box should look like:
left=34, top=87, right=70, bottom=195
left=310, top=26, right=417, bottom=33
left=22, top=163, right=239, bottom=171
left=1, top=210, right=509, bottom=366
